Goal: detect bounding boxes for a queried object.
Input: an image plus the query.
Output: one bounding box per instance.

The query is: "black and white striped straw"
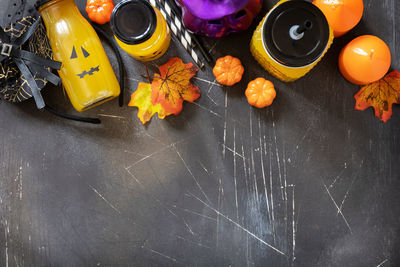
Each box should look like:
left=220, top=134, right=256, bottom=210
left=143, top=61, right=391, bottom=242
left=157, top=0, right=194, bottom=47
left=165, top=0, right=213, bottom=64
left=149, top=0, right=205, bottom=69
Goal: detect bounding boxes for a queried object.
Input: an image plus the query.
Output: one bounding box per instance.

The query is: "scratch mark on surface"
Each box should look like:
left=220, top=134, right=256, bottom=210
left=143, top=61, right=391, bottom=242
left=141, top=130, right=167, bottom=145
left=249, top=108, right=259, bottom=205
left=282, top=145, right=289, bottom=249
left=268, top=142, right=276, bottom=243
left=126, top=136, right=194, bottom=169
left=206, top=93, right=218, bottom=106
left=246, top=234, right=250, bottom=267
left=188, top=193, right=286, bottom=256
left=221, top=144, right=247, bottom=160
left=216, top=177, right=222, bottom=248
left=322, top=182, right=353, bottom=234
left=42, top=152, right=46, bottom=171
left=241, top=135, right=250, bottom=198
left=172, top=205, right=217, bottom=222
left=190, top=101, right=246, bottom=128
left=190, top=102, right=224, bottom=118
left=223, top=90, right=228, bottom=159
left=247, top=260, right=255, bottom=266
left=207, top=79, right=218, bottom=94
left=376, top=259, right=388, bottom=267
left=292, top=185, right=296, bottom=262
left=329, top=163, right=348, bottom=188
left=4, top=223, right=8, bottom=267
left=176, top=235, right=211, bottom=249
left=233, top=124, right=239, bottom=221
left=127, top=77, right=141, bottom=83
left=181, top=217, right=195, bottom=236
left=204, top=78, right=219, bottom=105
left=296, top=203, right=301, bottom=224
left=142, top=246, right=178, bottom=263
left=193, top=76, right=219, bottom=86
left=199, top=162, right=211, bottom=176
left=126, top=168, right=195, bottom=235
left=208, top=40, right=219, bottom=53
left=282, top=147, right=288, bottom=202
left=97, top=114, right=126, bottom=119
left=126, top=147, right=168, bottom=168
left=17, top=166, right=23, bottom=200
left=123, top=149, right=147, bottom=157
left=13, top=256, right=19, bottom=267
left=338, top=170, right=359, bottom=215
left=175, top=149, right=213, bottom=206
left=272, top=118, right=284, bottom=200
left=88, top=185, right=121, bottom=214
left=290, top=127, right=311, bottom=157
left=149, top=164, right=169, bottom=196
left=258, top=115, right=271, bottom=221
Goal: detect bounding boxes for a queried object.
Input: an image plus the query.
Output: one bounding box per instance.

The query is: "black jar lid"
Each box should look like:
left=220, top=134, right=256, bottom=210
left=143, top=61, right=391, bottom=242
left=262, top=0, right=330, bottom=67
left=110, top=0, right=157, bottom=45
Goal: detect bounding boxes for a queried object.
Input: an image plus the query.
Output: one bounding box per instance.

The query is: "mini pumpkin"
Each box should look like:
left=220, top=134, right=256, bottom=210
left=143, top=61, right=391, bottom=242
left=86, top=0, right=114, bottom=24
left=213, top=55, right=244, bottom=86
left=245, top=78, right=276, bottom=108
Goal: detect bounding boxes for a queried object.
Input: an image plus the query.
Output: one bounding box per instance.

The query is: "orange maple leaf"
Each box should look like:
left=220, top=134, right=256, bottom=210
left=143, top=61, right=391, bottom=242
left=354, top=70, right=400, bottom=122
left=151, top=57, right=200, bottom=115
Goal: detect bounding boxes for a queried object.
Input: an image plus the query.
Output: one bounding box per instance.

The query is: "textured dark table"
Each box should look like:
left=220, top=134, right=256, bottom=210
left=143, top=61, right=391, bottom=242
left=1, top=0, right=399, bottom=266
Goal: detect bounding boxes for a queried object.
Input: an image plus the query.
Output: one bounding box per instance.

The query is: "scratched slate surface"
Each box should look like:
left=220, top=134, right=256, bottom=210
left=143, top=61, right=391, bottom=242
left=0, top=0, right=399, bottom=266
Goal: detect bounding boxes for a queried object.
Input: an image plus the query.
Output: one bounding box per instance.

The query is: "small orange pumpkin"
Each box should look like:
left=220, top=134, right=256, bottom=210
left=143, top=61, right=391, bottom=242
left=86, top=0, right=114, bottom=24
left=213, top=55, right=244, bottom=86
left=245, top=78, right=276, bottom=108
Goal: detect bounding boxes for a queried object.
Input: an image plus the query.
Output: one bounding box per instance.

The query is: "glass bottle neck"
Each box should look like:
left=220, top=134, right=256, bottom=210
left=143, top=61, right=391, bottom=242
left=39, top=0, right=78, bottom=19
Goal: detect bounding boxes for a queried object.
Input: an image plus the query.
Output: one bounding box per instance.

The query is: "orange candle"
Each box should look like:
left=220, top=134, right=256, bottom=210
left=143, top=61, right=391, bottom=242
left=313, top=0, right=364, bottom=37
left=339, top=35, right=391, bottom=85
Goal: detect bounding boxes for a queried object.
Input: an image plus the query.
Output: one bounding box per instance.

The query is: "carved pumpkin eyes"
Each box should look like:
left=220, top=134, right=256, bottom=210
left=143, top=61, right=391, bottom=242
left=82, top=47, right=90, bottom=58
left=70, top=46, right=90, bottom=59
left=70, top=46, right=77, bottom=59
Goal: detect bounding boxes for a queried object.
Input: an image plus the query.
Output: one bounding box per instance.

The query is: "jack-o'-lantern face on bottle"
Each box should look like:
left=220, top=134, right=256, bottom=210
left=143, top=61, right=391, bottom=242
left=70, top=45, right=100, bottom=79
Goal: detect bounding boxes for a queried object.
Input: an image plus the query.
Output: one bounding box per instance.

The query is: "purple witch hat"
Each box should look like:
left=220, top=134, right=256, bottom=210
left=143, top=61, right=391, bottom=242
left=176, top=0, right=263, bottom=38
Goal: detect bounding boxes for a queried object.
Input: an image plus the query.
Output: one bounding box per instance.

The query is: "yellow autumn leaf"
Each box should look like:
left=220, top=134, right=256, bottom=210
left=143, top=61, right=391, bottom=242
left=128, top=82, right=167, bottom=124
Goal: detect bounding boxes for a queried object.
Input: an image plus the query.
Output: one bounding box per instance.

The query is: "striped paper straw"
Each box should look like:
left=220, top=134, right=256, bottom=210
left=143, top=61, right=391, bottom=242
left=158, top=0, right=193, bottom=47
left=149, top=0, right=205, bottom=69
left=165, top=0, right=213, bottom=64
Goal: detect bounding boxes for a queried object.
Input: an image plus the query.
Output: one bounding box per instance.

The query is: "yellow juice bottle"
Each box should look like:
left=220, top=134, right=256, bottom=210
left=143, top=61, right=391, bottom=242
left=38, top=0, right=120, bottom=111
left=251, top=0, right=334, bottom=82
left=110, top=0, right=171, bottom=62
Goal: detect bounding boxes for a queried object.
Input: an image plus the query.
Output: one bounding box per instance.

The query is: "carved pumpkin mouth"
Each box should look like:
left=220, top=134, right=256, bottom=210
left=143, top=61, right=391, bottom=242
left=76, top=65, right=100, bottom=79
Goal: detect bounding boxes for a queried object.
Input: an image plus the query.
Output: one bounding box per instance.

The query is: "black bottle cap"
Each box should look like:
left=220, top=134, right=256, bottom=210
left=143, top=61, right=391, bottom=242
left=110, top=0, right=157, bottom=45
left=263, top=0, right=330, bottom=67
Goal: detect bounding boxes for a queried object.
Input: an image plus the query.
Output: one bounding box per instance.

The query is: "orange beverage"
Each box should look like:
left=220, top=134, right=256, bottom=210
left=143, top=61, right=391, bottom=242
left=38, top=0, right=120, bottom=111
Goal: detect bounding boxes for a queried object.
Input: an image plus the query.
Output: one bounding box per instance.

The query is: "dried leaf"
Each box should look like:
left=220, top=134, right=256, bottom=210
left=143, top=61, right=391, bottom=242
left=128, top=82, right=166, bottom=124
left=354, top=70, right=400, bottom=122
left=151, top=57, right=200, bottom=115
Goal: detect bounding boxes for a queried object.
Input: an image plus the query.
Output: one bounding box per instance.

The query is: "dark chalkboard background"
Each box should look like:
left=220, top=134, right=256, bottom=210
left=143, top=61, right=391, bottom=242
left=0, top=0, right=399, bottom=266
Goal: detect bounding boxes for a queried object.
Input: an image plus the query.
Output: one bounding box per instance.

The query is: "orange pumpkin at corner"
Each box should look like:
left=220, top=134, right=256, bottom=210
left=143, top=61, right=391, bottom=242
left=86, top=0, right=114, bottom=24
left=245, top=78, right=276, bottom=108
left=313, top=0, right=364, bottom=37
